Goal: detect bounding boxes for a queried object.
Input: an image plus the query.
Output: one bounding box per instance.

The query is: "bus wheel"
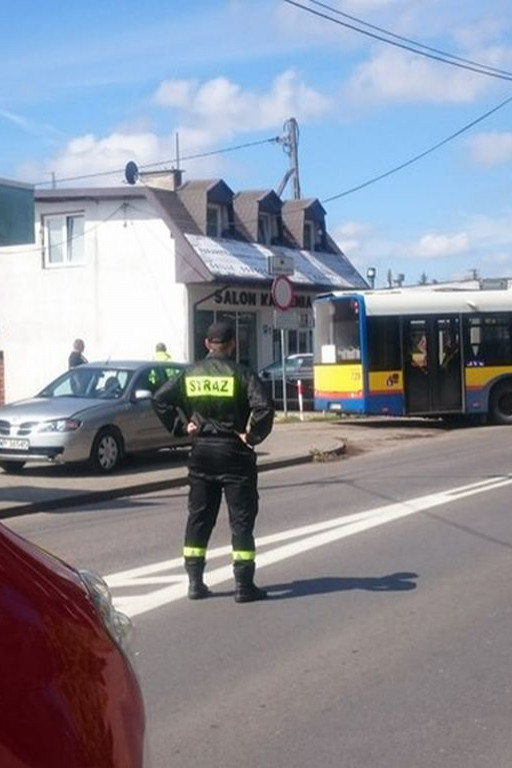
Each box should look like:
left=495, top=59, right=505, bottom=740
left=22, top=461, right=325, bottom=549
left=489, top=382, right=512, bottom=424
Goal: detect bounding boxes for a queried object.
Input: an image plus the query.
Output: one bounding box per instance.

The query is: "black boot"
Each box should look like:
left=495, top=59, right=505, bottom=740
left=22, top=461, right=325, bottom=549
left=184, top=557, right=211, bottom=600
left=233, top=561, right=267, bottom=603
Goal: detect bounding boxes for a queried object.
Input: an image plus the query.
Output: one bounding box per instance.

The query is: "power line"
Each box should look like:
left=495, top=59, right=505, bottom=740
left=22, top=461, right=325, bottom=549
left=35, top=136, right=280, bottom=188
left=322, top=92, right=512, bottom=203
left=283, top=0, right=512, bottom=82
left=307, top=0, right=512, bottom=79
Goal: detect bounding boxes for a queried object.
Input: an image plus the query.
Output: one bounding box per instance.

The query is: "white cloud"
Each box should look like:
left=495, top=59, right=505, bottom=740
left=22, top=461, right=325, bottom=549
left=19, top=70, right=330, bottom=186
left=344, top=49, right=490, bottom=106
left=18, top=131, right=173, bottom=186
left=154, top=80, right=198, bottom=109
left=153, top=70, right=331, bottom=141
left=0, top=108, right=63, bottom=139
left=410, top=231, right=471, bottom=258
left=332, top=220, right=374, bottom=255
left=466, top=131, right=512, bottom=167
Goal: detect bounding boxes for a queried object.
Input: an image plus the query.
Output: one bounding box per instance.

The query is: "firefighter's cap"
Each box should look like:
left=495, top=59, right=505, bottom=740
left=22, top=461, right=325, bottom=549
left=206, top=321, right=235, bottom=343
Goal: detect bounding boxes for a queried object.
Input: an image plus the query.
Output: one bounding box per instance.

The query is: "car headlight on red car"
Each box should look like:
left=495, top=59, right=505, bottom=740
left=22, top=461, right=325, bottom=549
left=37, top=418, right=82, bottom=433
left=79, top=569, right=133, bottom=653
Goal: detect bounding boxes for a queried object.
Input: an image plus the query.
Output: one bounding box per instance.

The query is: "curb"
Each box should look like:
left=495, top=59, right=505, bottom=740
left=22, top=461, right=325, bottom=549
left=0, top=446, right=344, bottom=520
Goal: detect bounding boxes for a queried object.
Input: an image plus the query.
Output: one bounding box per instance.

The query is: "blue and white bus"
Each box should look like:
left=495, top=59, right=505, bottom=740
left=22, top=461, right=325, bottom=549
left=313, top=285, right=512, bottom=423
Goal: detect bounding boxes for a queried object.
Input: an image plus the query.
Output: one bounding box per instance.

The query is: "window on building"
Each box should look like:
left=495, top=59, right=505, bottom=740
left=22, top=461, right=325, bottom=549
left=303, top=220, right=324, bottom=251
left=207, top=205, right=220, bottom=237
left=286, top=329, right=313, bottom=355
left=258, top=213, right=280, bottom=245
left=43, top=213, right=84, bottom=266
left=207, top=204, right=231, bottom=238
left=258, top=214, right=270, bottom=244
left=194, top=309, right=257, bottom=369
left=303, top=221, right=314, bottom=251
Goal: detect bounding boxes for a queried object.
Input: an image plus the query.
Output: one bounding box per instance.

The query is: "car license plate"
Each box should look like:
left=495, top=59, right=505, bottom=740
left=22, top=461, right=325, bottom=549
left=0, top=437, right=29, bottom=451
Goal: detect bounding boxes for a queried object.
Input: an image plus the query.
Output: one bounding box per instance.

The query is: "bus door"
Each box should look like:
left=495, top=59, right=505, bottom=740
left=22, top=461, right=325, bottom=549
left=404, top=317, right=462, bottom=414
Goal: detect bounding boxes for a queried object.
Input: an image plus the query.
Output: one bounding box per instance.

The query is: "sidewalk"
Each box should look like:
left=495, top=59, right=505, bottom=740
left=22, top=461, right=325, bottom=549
left=0, top=417, right=443, bottom=519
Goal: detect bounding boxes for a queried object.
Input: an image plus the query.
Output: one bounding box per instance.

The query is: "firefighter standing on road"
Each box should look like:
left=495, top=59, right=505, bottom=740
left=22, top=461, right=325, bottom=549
left=152, top=321, right=274, bottom=603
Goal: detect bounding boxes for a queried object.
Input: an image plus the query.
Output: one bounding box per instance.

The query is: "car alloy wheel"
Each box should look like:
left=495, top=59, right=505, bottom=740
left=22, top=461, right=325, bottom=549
left=90, top=428, right=123, bottom=473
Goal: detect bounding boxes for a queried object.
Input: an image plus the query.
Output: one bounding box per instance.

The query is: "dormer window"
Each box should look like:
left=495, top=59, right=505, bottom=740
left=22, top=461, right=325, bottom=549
left=258, top=213, right=280, bottom=245
left=207, top=204, right=221, bottom=237
left=206, top=203, right=231, bottom=237
left=303, top=221, right=313, bottom=251
left=303, top=220, right=324, bottom=251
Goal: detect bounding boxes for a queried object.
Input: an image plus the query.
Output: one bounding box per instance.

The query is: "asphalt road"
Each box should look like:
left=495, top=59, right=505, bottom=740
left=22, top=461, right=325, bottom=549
left=5, top=424, right=512, bottom=767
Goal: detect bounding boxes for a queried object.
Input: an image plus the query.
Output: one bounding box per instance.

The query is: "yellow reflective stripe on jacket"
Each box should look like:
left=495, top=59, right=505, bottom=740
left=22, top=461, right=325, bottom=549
left=155, top=350, right=171, bottom=361
left=183, top=546, right=207, bottom=558
left=232, top=550, right=255, bottom=562
left=185, top=375, right=234, bottom=397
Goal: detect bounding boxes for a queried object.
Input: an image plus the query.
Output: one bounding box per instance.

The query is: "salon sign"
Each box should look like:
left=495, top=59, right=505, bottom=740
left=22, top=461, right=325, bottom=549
left=212, top=288, right=313, bottom=309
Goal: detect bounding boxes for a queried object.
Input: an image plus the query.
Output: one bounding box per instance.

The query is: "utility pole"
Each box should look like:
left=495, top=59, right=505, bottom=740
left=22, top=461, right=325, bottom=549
left=276, top=118, right=301, bottom=199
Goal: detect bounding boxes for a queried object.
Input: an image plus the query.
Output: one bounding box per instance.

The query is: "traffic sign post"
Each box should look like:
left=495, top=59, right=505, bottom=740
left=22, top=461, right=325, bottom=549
left=271, top=276, right=295, bottom=416
left=271, top=275, right=294, bottom=311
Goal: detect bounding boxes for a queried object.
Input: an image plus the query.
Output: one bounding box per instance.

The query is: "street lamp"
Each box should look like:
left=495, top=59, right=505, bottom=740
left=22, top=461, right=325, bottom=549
left=366, top=266, right=376, bottom=289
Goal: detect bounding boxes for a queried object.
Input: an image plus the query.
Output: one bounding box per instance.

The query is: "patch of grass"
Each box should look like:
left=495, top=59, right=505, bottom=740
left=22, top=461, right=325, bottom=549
left=309, top=442, right=347, bottom=462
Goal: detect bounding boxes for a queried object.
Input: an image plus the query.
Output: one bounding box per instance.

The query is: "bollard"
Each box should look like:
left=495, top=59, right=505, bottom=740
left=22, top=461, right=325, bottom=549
left=297, top=378, right=304, bottom=421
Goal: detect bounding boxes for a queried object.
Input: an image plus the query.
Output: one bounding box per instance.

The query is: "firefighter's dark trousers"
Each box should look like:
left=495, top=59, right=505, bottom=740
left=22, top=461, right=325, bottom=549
left=184, top=437, right=259, bottom=560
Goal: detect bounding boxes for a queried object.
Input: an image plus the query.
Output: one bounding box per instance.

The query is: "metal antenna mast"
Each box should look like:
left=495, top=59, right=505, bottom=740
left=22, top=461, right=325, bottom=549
left=276, top=117, right=301, bottom=199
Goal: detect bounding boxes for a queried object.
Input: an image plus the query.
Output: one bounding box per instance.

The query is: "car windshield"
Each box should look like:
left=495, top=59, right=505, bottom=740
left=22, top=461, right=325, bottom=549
left=39, top=368, right=134, bottom=400
left=263, top=356, right=312, bottom=375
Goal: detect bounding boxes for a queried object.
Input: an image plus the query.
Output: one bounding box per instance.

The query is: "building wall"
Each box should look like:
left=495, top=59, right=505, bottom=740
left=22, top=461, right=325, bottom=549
left=0, top=351, right=4, bottom=405
left=0, top=196, right=189, bottom=401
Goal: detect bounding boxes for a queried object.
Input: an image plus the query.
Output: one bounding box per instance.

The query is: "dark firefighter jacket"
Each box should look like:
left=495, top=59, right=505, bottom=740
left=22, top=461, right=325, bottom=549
left=152, top=352, right=274, bottom=446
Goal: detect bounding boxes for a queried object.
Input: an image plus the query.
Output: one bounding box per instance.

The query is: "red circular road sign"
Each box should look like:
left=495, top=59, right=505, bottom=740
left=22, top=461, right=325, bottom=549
left=271, top=275, right=294, bottom=311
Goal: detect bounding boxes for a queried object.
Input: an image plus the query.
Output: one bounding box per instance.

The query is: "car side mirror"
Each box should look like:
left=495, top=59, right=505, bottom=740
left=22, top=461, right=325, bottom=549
left=133, top=389, right=152, bottom=401
left=260, top=371, right=270, bottom=380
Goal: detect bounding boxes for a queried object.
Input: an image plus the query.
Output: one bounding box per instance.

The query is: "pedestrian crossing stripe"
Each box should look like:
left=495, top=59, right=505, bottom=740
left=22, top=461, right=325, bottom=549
left=185, top=375, right=234, bottom=397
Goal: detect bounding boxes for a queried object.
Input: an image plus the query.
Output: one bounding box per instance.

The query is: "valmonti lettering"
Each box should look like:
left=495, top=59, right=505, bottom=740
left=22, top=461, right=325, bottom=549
left=185, top=376, right=235, bottom=397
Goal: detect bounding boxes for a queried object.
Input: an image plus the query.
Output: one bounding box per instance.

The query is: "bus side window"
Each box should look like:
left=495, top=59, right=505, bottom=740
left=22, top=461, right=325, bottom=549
left=367, top=316, right=400, bottom=370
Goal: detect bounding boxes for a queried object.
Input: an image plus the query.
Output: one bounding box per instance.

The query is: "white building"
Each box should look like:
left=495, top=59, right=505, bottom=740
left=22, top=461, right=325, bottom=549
left=0, top=170, right=367, bottom=402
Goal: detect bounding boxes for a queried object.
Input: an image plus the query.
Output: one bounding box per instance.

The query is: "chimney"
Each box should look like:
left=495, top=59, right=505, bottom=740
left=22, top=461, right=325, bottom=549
left=141, top=168, right=184, bottom=191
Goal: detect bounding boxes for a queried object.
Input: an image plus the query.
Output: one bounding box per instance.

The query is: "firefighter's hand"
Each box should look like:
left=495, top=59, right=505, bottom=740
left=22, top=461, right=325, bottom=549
left=186, top=421, right=199, bottom=435
left=237, top=432, right=248, bottom=444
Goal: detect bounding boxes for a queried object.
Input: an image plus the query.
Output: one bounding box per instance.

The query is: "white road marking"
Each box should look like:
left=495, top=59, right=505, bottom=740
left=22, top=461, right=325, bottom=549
left=106, top=474, right=512, bottom=617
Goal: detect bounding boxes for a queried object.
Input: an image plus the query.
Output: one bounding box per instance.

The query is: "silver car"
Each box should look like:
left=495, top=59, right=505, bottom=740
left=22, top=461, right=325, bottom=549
left=0, top=360, right=189, bottom=474
left=258, top=353, right=314, bottom=411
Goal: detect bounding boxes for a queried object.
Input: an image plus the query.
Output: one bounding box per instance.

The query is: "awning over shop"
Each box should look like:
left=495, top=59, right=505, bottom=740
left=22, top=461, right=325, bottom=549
left=184, top=234, right=367, bottom=289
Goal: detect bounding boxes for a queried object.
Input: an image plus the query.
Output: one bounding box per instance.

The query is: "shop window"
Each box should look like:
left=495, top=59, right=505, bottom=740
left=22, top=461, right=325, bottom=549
left=194, top=309, right=257, bottom=369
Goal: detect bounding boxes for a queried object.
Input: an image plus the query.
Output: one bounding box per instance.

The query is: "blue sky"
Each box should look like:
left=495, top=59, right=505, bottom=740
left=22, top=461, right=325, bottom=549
left=3, top=0, right=512, bottom=286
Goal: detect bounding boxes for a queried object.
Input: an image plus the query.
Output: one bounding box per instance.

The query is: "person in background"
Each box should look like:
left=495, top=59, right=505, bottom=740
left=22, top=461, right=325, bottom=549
left=154, top=342, right=172, bottom=361
left=152, top=320, right=274, bottom=603
left=68, top=339, right=87, bottom=369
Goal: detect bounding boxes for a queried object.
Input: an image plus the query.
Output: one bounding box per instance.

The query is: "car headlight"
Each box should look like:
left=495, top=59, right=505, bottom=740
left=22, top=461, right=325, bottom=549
left=37, top=418, right=82, bottom=433
left=79, top=569, right=133, bottom=654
